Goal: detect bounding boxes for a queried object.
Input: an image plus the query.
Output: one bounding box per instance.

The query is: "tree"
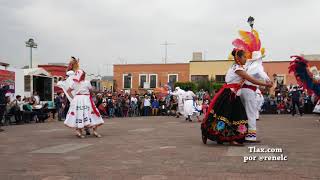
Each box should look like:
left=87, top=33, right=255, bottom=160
left=174, top=82, right=197, bottom=92
left=174, top=81, right=223, bottom=93
left=195, top=79, right=223, bottom=93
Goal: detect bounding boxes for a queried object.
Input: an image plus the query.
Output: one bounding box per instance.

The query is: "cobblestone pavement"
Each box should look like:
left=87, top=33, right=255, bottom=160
left=0, top=114, right=319, bottom=180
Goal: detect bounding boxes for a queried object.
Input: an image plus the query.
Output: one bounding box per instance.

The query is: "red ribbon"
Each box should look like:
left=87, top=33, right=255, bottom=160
left=90, top=94, right=101, bottom=117
left=203, top=83, right=240, bottom=124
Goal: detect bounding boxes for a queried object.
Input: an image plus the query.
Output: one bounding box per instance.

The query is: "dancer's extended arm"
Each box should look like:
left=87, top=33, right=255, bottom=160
left=236, top=70, right=273, bottom=87
left=67, top=88, right=74, bottom=99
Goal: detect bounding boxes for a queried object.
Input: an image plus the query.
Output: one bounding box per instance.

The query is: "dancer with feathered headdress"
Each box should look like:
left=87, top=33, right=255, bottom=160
left=233, top=27, right=272, bottom=142
left=201, top=28, right=273, bottom=145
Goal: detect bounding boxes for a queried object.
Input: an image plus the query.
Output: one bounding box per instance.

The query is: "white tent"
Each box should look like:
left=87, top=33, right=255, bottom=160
left=23, top=68, right=51, bottom=77
left=23, top=68, right=53, bottom=101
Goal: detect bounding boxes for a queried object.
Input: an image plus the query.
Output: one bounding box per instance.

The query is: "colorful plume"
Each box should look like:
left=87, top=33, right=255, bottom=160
left=232, top=29, right=263, bottom=58
left=288, top=55, right=320, bottom=96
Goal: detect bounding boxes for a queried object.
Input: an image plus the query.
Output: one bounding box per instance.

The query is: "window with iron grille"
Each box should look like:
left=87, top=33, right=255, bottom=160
left=191, top=75, right=209, bottom=82
left=168, top=74, right=178, bottom=84
left=139, top=75, right=147, bottom=88
left=123, top=75, right=132, bottom=89
left=149, top=74, right=157, bottom=88
left=215, top=75, right=226, bottom=83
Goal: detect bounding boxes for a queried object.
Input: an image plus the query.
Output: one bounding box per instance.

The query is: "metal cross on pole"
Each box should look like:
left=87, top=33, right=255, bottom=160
left=160, top=41, right=175, bottom=64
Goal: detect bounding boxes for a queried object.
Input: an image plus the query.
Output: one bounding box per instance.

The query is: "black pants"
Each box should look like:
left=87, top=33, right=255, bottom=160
left=291, top=101, right=302, bottom=116
left=0, top=105, right=5, bottom=126
left=14, top=110, right=23, bottom=123
left=143, top=106, right=151, bottom=116
left=23, top=111, right=37, bottom=123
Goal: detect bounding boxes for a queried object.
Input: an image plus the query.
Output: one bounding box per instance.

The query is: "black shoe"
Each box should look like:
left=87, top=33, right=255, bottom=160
left=85, top=129, right=91, bottom=135
left=244, top=140, right=261, bottom=143
left=0, top=129, right=4, bottom=132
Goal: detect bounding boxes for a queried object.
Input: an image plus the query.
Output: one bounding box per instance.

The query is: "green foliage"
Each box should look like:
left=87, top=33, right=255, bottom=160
left=174, top=80, right=223, bottom=93
left=174, top=82, right=197, bottom=92
left=201, top=80, right=223, bottom=93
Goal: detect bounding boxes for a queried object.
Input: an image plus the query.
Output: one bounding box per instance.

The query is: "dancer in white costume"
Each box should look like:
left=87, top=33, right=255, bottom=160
left=231, top=25, right=272, bottom=142
left=171, top=87, right=186, bottom=118
left=255, top=88, right=264, bottom=120
left=62, top=58, right=104, bottom=138
left=313, top=100, right=320, bottom=114
left=57, top=70, right=76, bottom=102
left=244, top=51, right=269, bottom=123
left=183, top=87, right=196, bottom=122
left=57, top=57, right=91, bottom=135
left=193, top=97, right=202, bottom=122
left=241, top=51, right=271, bottom=142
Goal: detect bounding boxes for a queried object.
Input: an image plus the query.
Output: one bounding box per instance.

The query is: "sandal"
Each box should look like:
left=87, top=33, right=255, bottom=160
left=76, top=133, right=85, bottom=139
left=93, top=131, right=102, bottom=138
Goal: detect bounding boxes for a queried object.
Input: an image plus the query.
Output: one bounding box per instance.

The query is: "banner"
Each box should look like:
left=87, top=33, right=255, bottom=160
left=0, top=70, right=15, bottom=93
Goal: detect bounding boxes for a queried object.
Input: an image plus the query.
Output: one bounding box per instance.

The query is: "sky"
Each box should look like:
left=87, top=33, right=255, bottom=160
left=0, top=0, right=319, bottom=76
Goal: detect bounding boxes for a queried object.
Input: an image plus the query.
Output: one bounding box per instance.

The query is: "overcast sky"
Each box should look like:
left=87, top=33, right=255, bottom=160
left=0, top=0, right=319, bottom=75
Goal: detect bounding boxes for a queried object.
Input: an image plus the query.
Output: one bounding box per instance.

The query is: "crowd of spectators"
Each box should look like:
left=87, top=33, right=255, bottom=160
left=0, top=89, right=50, bottom=126
left=52, top=89, right=211, bottom=120
left=1, top=84, right=319, bottom=129
left=261, top=86, right=318, bottom=116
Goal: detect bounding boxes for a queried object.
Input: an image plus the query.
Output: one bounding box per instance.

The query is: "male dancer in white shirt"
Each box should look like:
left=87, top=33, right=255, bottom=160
left=171, top=87, right=186, bottom=118
left=255, top=88, right=264, bottom=121
left=240, top=51, right=271, bottom=142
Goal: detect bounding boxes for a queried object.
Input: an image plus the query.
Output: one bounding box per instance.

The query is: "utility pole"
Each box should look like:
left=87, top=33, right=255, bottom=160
left=25, top=38, right=37, bottom=68
left=160, top=41, right=175, bottom=64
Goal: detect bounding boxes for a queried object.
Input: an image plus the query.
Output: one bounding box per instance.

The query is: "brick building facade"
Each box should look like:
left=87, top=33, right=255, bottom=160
left=113, top=63, right=189, bottom=92
left=263, top=60, right=320, bottom=85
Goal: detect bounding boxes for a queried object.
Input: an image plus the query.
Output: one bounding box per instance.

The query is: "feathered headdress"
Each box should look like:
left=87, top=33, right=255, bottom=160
left=230, top=30, right=265, bottom=60
left=289, top=55, right=320, bottom=96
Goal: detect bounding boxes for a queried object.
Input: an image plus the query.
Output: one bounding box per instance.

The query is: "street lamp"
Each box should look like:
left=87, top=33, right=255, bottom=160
left=247, top=16, right=255, bottom=30
left=25, top=38, right=37, bottom=68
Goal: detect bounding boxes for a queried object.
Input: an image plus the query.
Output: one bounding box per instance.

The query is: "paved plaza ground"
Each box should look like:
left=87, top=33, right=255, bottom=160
left=0, top=114, right=319, bottom=180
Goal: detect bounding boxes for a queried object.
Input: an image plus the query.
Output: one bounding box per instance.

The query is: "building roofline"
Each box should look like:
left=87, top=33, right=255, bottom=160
left=114, top=63, right=189, bottom=66
left=192, top=60, right=320, bottom=63
left=264, top=60, right=320, bottom=63
left=114, top=60, right=320, bottom=66
left=38, top=64, right=67, bottom=67
left=190, top=60, right=231, bottom=62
